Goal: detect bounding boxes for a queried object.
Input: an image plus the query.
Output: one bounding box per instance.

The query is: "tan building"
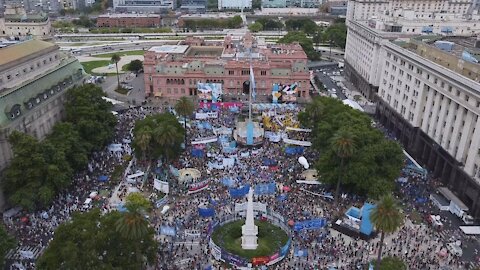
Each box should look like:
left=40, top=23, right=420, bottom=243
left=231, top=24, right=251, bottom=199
left=0, top=40, right=86, bottom=210
left=0, top=12, right=52, bottom=38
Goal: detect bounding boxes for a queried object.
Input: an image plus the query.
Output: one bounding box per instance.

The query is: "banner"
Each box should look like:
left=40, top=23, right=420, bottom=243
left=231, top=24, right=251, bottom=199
left=192, top=136, right=218, bottom=145
left=234, top=202, right=267, bottom=214
left=283, top=138, right=312, bottom=147
left=195, top=112, right=219, bottom=120
left=285, top=146, right=304, bottom=155
left=154, top=179, right=170, bottom=194
left=155, top=197, right=169, bottom=208
left=210, top=239, right=222, bottom=260
left=188, top=180, right=209, bottom=194
left=264, top=131, right=281, bottom=142
left=294, top=247, right=308, bottom=257
left=197, top=83, right=222, bottom=102
left=221, top=177, right=236, bottom=187
left=221, top=251, right=248, bottom=267
left=213, top=126, right=232, bottom=135
left=252, top=256, right=269, bottom=266
left=229, top=185, right=250, bottom=198
left=160, top=225, right=176, bottom=236
left=191, top=149, right=204, bottom=158
left=286, top=127, right=312, bottom=132
left=293, top=218, right=327, bottom=231
left=198, top=206, right=215, bottom=217
left=279, top=239, right=291, bottom=257
left=199, top=102, right=243, bottom=110
left=255, top=182, right=276, bottom=195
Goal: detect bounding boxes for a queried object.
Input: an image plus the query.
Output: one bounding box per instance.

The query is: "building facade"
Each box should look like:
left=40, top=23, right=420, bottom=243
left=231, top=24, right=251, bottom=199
left=346, top=0, right=473, bottom=22
left=218, top=0, right=252, bottom=10
left=0, top=14, right=52, bottom=38
left=112, top=0, right=175, bottom=12
left=180, top=0, right=206, bottom=13
left=143, top=33, right=310, bottom=102
left=97, top=14, right=161, bottom=28
left=344, top=9, right=480, bottom=100
left=375, top=37, right=480, bottom=216
left=0, top=39, right=86, bottom=210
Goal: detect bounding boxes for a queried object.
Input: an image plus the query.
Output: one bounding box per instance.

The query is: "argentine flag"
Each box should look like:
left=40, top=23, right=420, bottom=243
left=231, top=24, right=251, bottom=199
left=250, top=65, right=256, bottom=100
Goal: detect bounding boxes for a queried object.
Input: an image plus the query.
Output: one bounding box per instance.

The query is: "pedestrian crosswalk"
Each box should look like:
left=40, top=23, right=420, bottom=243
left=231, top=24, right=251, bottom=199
left=5, top=246, right=43, bottom=261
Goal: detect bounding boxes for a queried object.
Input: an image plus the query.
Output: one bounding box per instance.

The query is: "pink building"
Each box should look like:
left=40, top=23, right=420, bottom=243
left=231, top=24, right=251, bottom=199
left=143, top=33, right=311, bottom=102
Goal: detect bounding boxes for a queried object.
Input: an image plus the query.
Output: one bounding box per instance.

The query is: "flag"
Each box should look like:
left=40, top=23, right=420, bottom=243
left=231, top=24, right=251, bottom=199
left=250, top=65, right=256, bottom=100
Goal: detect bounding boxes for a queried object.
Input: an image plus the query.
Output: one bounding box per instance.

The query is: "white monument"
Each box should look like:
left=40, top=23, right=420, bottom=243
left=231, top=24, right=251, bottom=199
left=241, top=187, right=258, bottom=250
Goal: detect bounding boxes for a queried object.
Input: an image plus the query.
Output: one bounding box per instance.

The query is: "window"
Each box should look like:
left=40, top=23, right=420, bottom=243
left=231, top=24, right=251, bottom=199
left=229, top=70, right=234, bottom=75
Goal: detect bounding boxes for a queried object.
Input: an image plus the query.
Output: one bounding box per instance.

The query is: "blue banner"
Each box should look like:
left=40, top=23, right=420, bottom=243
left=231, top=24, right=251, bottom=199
left=293, top=218, right=327, bottom=231
left=285, top=146, right=304, bottom=155
left=229, top=184, right=250, bottom=198
left=198, top=207, right=215, bottom=217
left=221, top=177, right=236, bottom=187
left=262, top=158, right=278, bottom=166
left=255, top=182, right=276, bottom=195
left=294, top=247, right=308, bottom=257
left=221, top=250, right=248, bottom=267
left=155, top=197, right=169, bottom=209
left=191, top=149, right=204, bottom=158
left=279, top=239, right=291, bottom=257
left=160, top=226, right=176, bottom=236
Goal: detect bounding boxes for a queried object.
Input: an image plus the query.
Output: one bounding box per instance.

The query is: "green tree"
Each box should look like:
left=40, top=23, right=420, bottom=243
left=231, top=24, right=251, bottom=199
left=248, top=22, right=263, bottom=32
left=37, top=209, right=157, bottom=270
left=377, top=256, right=407, bottom=270
left=278, top=31, right=321, bottom=61
left=111, top=53, right=121, bottom=89
left=331, top=129, right=356, bottom=205
left=135, top=126, right=152, bottom=161
left=47, top=122, right=89, bottom=170
left=65, top=84, right=117, bottom=151
left=285, top=18, right=318, bottom=35
left=132, top=113, right=184, bottom=161
left=174, top=97, right=194, bottom=147
left=127, top=59, right=143, bottom=73
left=370, top=195, right=404, bottom=270
left=0, top=225, right=15, bottom=269
left=325, top=22, right=347, bottom=49
left=3, top=132, right=72, bottom=210
left=256, top=18, right=283, bottom=30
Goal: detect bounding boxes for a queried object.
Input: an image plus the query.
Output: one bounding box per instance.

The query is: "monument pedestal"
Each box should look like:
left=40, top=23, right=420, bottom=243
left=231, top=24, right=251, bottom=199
left=241, top=187, right=258, bottom=250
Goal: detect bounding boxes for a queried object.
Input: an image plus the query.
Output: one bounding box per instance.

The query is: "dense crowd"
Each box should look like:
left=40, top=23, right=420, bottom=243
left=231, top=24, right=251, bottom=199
left=2, top=104, right=479, bottom=270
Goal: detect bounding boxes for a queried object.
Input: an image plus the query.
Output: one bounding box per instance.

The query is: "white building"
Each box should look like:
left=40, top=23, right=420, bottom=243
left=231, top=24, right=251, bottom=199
left=218, top=0, right=252, bottom=10
left=344, top=9, right=480, bottom=100
left=0, top=13, right=52, bottom=38
left=346, top=0, right=473, bottom=22
left=112, top=0, right=175, bottom=12
left=375, top=36, right=480, bottom=216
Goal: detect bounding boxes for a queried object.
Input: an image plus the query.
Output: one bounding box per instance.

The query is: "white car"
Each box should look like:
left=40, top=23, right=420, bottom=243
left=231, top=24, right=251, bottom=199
left=447, top=242, right=463, bottom=257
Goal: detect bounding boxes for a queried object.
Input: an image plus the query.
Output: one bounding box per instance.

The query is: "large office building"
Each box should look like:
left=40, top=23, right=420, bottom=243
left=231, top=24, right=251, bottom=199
left=344, top=0, right=480, bottom=216
left=344, top=9, right=480, bottom=100
left=96, top=14, right=162, bottom=28
left=346, top=0, right=474, bottom=22
left=112, top=0, right=175, bottom=12
left=376, top=36, right=480, bottom=216
left=0, top=40, right=86, bottom=209
left=218, top=0, right=252, bottom=10
left=0, top=12, right=52, bottom=38
left=143, top=33, right=310, bottom=102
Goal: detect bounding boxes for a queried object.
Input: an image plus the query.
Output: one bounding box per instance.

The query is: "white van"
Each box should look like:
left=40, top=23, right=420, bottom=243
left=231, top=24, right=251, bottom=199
left=160, top=205, right=170, bottom=215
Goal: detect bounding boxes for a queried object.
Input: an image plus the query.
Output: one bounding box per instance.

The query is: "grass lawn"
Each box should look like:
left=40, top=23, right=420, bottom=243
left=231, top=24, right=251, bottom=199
left=92, top=50, right=145, bottom=58
left=211, top=220, right=289, bottom=259
left=81, top=60, right=111, bottom=74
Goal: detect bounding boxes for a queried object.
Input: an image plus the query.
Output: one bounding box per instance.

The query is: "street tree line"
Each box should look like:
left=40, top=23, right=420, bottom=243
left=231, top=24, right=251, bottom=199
left=37, top=193, right=157, bottom=269
left=301, top=96, right=405, bottom=268
left=2, top=84, right=117, bottom=211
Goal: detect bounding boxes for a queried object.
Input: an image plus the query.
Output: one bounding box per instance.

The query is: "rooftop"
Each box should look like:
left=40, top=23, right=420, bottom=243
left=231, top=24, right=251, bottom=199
left=0, top=40, right=57, bottom=67
left=4, top=13, right=49, bottom=22
left=98, top=13, right=160, bottom=18
left=148, top=45, right=189, bottom=54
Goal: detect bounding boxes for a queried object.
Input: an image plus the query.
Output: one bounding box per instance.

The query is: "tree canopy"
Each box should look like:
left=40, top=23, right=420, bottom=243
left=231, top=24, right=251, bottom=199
left=132, top=113, right=184, bottom=161
left=37, top=209, right=157, bottom=270
left=126, top=59, right=143, bottom=73
left=285, top=18, right=319, bottom=35
left=302, top=97, right=404, bottom=198
left=377, top=256, right=407, bottom=270
left=0, top=225, right=15, bottom=269
left=278, top=31, right=321, bottom=61
left=3, top=84, right=117, bottom=210
left=183, top=15, right=243, bottom=30
left=324, top=22, right=347, bottom=49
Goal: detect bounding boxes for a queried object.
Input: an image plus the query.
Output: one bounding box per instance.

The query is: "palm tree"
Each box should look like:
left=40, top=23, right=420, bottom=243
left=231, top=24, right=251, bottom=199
left=330, top=129, right=356, bottom=205
left=136, top=126, right=152, bottom=161
left=111, top=54, right=121, bottom=89
left=305, top=98, right=324, bottom=126
left=154, top=121, right=184, bottom=162
left=174, top=97, right=194, bottom=147
left=370, top=194, right=404, bottom=270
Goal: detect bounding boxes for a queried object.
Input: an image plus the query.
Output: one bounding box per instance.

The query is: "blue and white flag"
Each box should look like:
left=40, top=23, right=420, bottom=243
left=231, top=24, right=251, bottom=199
left=250, top=65, right=256, bottom=100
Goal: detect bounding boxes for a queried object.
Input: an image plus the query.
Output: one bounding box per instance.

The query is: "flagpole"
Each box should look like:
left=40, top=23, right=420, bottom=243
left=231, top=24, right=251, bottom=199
left=248, top=50, right=252, bottom=123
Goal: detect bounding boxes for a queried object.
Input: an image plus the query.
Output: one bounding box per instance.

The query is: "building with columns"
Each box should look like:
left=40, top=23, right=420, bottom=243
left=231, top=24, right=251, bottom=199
left=375, top=36, right=480, bottom=216
left=0, top=40, right=86, bottom=210
left=143, top=33, right=310, bottom=102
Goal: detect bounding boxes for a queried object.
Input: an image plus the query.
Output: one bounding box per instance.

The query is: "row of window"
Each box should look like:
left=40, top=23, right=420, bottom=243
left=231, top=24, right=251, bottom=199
left=0, top=54, right=58, bottom=85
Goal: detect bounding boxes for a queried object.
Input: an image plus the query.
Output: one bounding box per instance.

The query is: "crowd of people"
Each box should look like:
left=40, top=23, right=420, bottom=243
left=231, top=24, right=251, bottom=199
left=2, top=103, right=479, bottom=270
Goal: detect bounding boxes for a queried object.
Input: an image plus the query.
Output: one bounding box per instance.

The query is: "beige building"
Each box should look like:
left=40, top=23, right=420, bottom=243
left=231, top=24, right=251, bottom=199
left=0, top=40, right=86, bottom=210
left=0, top=13, right=52, bottom=38
left=376, top=36, right=480, bottom=216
